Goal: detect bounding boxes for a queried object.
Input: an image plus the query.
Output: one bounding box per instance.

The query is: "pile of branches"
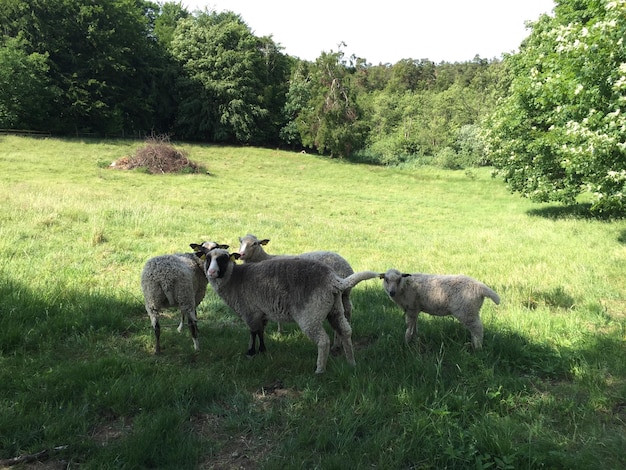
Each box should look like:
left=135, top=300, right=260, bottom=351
left=111, top=135, right=203, bottom=174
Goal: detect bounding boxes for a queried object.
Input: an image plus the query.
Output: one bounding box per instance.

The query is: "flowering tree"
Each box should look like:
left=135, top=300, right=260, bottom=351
left=483, top=0, right=626, bottom=214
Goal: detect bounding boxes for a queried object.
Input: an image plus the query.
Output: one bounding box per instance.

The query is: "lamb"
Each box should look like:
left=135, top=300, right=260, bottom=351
left=237, top=234, right=355, bottom=351
left=194, top=245, right=378, bottom=374
left=378, top=269, right=501, bottom=350
left=141, top=241, right=228, bottom=354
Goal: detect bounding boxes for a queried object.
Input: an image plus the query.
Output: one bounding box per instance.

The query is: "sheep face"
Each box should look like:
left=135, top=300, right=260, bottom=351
left=238, top=234, right=269, bottom=260
left=203, top=248, right=240, bottom=279
left=379, top=269, right=411, bottom=298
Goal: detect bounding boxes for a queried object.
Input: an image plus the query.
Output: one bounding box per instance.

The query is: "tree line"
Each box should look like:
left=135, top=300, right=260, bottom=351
left=0, top=1, right=501, bottom=159
left=1, top=0, right=624, bottom=214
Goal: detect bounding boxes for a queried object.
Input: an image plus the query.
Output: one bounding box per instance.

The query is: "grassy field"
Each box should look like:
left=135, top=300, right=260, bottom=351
left=0, top=135, right=624, bottom=469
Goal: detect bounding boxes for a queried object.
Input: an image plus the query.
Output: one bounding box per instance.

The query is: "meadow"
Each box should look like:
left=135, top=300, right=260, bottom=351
left=0, top=135, right=624, bottom=469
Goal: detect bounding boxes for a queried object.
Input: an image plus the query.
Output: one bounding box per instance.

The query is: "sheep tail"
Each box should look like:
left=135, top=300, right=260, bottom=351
left=337, top=270, right=379, bottom=291
left=482, top=284, right=501, bottom=305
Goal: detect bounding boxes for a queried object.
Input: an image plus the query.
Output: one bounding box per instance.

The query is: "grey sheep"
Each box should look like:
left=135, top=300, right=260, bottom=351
left=379, top=269, right=501, bottom=349
left=141, top=241, right=228, bottom=354
left=195, top=245, right=378, bottom=374
left=238, top=234, right=354, bottom=351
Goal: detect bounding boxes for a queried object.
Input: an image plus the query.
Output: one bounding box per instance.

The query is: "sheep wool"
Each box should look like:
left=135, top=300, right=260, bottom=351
left=200, top=246, right=378, bottom=374
left=379, top=269, right=500, bottom=349
left=141, top=241, right=227, bottom=354
left=238, top=234, right=355, bottom=352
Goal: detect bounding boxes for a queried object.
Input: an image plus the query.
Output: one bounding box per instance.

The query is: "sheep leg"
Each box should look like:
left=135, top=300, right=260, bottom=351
left=247, top=329, right=266, bottom=356
left=147, top=309, right=161, bottom=354
left=404, top=310, right=419, bottom=344
left=183, top=307, right=199, bottom=351
left=246, top=318, right=267, bottom=356
left=327, top=308, right=355, bottom=367
left=331, top=290, right=352, bottom=355
left=246, top=331, right=256, bottom=356
left=458, top=314, right=484, bottom=349
left=258, top=327, right=266, bottom=353
left=300, top=323, right=331, bottom=374
left=177, top=315, right=185, bottom=333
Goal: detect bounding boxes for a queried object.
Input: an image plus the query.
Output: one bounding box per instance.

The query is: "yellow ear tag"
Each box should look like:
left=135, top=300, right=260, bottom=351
left=200, top=254, right=206, bottom=260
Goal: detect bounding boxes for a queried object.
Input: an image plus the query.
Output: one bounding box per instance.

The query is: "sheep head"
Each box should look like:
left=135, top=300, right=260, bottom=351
left=379, top=269, right=410, bottom=297
left=238, top=234, right=270, bottom=260
left=190, top=241, right=229, bottom=259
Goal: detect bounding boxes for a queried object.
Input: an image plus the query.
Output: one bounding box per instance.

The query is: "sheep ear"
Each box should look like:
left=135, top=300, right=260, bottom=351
left=190, top=243, right=209, bottom=259
left=230, top=253, right=241, bottom=261
left=217, top=244, right=229, bottom=249
left=402, top=273, right=411, bottom=278
left=260, top=239, right=270, bottom=245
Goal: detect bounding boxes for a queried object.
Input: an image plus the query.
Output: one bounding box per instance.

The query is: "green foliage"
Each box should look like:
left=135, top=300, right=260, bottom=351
left=0, top=36, right=56, bottom=129
left=483, top=0, right=626, bottom=215
left=170, top=10, right=289, bottom=144
left=152, top=1, right=189, bottom=47
left=361, top=58, right=503, bottom=164
left=284, top=49, right=368, bottom=157
left=0, top=0, right=173, bottom=135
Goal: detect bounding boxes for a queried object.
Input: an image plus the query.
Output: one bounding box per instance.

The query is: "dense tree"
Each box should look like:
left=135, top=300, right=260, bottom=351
left=287, top=49, right=368, bottom=157
left=0, top=36, right=57, bottom=129
left=153, top=1, right=188, bottom=47
left=359, top=57, right=502, bottom=164
left=0, top=0, right=169, bottom=135
left=280, top=60, right=312, bottom=148
left=483, top=0, right=626, bottom=214
left=169, top=10, right=289, bottom=143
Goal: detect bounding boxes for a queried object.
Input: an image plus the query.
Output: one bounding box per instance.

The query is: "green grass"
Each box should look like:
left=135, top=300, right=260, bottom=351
left=1, top=135, right=625, bottom=469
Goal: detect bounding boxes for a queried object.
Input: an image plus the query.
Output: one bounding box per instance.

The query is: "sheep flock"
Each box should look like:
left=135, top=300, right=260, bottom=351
left=141, top=234, right=500, bottom=374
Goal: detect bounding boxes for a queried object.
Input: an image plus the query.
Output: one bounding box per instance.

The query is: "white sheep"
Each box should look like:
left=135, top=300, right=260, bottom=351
left=238, top=234, right=354, bottom=351
left=141, top=241, right=228, bottom=354
left=195, top=245, right=378, bottom=374
left=379, top=269, right=501, bottom=349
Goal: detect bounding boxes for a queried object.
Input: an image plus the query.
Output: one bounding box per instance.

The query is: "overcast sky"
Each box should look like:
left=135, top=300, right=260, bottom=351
left=179, top=0, right=556, bottom=64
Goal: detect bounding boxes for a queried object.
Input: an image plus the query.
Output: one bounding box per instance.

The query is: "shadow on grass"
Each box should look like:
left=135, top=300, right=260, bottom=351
left=3, top=276, right=625, bottom=469
left=0, top=274, right=143, bottom=355
left=528, top=203, right=625, bottom=221
left=527, top=203, right=596, bottom=220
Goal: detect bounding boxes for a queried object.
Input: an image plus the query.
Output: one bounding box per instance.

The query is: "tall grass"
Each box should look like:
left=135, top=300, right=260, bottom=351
left=0, top=136, right=624, bottom=469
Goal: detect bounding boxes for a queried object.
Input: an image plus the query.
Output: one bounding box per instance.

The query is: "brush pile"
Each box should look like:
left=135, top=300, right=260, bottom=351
left=111, top=135, right=203, bottom=174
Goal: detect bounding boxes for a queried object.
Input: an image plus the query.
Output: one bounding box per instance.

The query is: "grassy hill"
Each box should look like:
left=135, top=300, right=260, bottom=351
left=1, top=136, right=624, bottom=468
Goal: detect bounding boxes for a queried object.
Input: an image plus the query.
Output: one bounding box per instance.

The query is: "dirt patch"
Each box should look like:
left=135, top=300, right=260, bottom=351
left=91, top=415, right=134, bottom=447
left=194, top=381, right=297, bottom=469
left=192, top=413, right=275, bottom=470
left=252, top=380, right=300, bottom=411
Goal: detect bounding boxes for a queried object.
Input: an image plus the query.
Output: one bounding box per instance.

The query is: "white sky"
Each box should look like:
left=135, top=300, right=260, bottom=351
left=179, top=0, right=556, bottom=64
